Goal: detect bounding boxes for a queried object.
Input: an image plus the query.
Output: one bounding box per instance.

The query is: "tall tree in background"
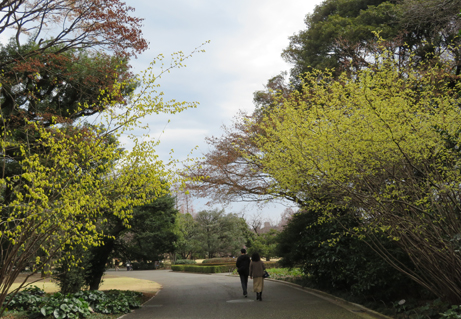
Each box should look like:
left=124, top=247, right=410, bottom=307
left=282, top=0, right=461, bottom=81
left=176, top=213, right=201, bottom=260
left=247, top=229, right=278, bottom=261
left=0, top=43, right=134, bottom=132
left=282, top=0, right=397, bottom=79
left=195, top=209, right=248, bottom=258
left=124, top=193, right=178, bottom=263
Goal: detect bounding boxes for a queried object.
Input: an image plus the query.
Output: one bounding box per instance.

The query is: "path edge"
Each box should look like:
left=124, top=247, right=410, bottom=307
left=225, top=273, right=393, bottom=319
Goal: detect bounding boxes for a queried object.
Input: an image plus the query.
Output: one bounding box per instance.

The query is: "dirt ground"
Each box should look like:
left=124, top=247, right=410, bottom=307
left=9, top=273, right=161, bottom=295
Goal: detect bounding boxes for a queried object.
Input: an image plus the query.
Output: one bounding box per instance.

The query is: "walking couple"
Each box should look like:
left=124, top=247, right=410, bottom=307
left=236, top=248, right=265, bottom=301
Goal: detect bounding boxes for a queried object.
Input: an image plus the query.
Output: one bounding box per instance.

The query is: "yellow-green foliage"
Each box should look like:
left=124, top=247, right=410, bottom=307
left=251, top=45, right=461, bottom=225
left=0, top=46, right=207, bottom=300
left=247, top=40, right=461, bottom=302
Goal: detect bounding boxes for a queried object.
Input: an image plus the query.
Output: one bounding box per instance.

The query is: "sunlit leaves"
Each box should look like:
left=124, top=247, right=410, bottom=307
left=248, top=41, right=461, bottom=302
left=0, top=43, right=208, bottom=308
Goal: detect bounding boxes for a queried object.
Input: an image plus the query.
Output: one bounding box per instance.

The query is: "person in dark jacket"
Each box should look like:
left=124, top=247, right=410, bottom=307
left=249, top=252, right=265, bottom=301
left=236, top=248, right=251, bottom=297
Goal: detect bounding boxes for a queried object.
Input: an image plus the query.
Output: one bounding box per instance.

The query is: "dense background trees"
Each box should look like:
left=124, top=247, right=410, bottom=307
left=123, top=193, right=178, bottom=263
left=194, top=209, right=247, bottom=259
left=175, top=212, right=202, bottom=260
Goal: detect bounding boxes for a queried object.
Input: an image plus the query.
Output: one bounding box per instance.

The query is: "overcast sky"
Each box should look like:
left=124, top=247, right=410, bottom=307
left=123, top=0, right=324, bottom=222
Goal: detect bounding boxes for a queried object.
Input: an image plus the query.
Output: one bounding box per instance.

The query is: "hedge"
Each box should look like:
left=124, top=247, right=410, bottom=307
left=202, top=258, right=235, bottom=264
left=132, top=262, right=166, bottom=270
left=171, top=264, right=235, bottom=273
left=171, top=261, right=279, bottom=273
left=174, top=259, right=197, bottom=265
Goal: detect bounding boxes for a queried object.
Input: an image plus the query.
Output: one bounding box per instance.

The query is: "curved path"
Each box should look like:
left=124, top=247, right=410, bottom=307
left=110, top=270, right=385, bottom=319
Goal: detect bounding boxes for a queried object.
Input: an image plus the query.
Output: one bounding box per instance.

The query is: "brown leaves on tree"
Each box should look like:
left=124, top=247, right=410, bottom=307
left=0, top=0, right=148, bottom=68
left=183, top=112, right=302, bottom=205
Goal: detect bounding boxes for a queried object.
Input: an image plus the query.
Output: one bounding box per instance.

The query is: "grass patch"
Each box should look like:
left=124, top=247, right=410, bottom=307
left=8, top=276, right=161, bottom=294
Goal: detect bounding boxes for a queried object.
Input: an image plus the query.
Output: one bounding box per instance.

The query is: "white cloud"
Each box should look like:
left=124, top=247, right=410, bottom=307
left=127, top=0, right=322, bottom=219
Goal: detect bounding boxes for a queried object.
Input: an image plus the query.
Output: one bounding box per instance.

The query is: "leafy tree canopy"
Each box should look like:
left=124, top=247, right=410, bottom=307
left=195, top=209, right=248, bottom=259
left=248, top=41, right=461, bottom=303
left=282, top=0, right=461, bottom=81
left=0, top=44, right=205, bottom=310
left=124, top=193, right=179, bottom=262
left=283, top=0, right=398, bottom=78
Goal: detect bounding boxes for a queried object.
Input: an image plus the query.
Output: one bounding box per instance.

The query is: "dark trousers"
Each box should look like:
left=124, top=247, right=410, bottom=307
left=239, top=274, right=248, bottom=295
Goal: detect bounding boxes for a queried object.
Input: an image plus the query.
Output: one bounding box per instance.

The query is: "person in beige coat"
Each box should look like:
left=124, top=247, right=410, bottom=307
left=249, top=252, right=265, bottom=301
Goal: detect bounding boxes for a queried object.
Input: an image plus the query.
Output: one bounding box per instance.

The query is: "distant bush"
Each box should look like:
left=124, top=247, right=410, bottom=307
left=201, top=258, right=279, bottom=270
left=174, top=259, right=197, bottom=265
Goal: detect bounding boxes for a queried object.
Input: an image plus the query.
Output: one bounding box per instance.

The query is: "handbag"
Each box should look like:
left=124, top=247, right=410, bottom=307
left=263, top=270, right=270, bottom=278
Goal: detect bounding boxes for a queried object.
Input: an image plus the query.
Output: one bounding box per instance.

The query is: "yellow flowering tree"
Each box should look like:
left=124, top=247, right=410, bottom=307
left=249, top=45, right=461, bottom=303
left=0, top=46, right=206, bottom=311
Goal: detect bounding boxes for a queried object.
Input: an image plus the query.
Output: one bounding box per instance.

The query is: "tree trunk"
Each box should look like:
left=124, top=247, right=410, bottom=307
left=87, top=238, right=116, bottom=290
left=86, top=221, right=126, bottom=290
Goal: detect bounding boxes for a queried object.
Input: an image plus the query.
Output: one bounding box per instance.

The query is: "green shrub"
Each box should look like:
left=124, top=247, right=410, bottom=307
left=53, top=247, right=92, bottom=294
left=37, top=293, right=92, bottom=319
left=5, top=286, right=45, bottom=311
left=276, top=210, right=428, bottom=301
left=171, top=265, right=185, bottom=271
left=174, top=259, right=197, bottom=265
left=75, top=290, right=142, bottom=314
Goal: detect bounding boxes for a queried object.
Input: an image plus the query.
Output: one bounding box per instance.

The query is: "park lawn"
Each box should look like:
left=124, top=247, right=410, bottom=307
left=9, top=273, right=161, bottom=295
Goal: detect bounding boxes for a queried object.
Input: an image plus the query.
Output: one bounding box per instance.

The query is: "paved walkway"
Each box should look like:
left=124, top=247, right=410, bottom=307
left=110, top=270, right=386, bottom=319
